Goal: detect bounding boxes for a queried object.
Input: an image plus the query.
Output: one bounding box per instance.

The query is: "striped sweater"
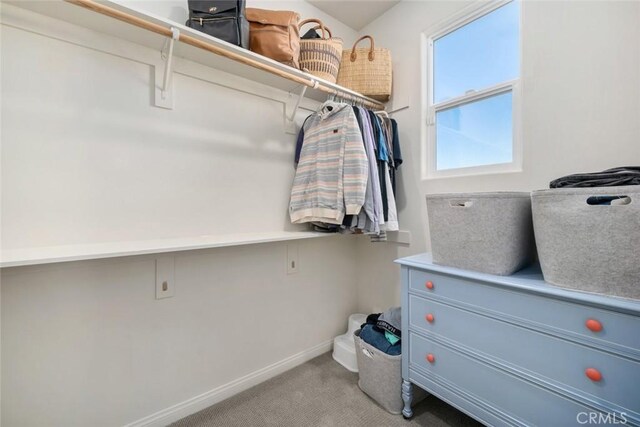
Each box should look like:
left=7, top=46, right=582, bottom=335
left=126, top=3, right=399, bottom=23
left=289, top=103, right=369, bottom=225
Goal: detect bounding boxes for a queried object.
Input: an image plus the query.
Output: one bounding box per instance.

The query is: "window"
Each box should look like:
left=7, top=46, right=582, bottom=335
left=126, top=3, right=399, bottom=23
left=425, top=0, right=521, bottom=177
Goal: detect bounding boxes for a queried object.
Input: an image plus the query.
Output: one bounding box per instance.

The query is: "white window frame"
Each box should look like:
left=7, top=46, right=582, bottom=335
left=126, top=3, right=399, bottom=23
left=422, top=0, right=523, bottom=180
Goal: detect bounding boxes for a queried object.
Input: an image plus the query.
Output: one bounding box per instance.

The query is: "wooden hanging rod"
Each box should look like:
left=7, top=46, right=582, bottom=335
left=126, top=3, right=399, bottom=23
left=65, top=0, right=385, bottom=110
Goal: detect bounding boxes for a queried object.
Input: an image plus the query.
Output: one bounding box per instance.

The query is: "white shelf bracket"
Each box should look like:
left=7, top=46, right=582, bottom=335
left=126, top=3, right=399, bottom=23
left=154, top=27, right=180, bottom=109
left=287, top=85, right=308, bottom=122
left=284, top=82, right=315, bottom=134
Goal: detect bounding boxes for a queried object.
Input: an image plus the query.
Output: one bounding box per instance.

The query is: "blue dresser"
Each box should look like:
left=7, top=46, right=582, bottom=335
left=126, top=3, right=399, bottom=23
left=397, top=253, right=640, bottom=426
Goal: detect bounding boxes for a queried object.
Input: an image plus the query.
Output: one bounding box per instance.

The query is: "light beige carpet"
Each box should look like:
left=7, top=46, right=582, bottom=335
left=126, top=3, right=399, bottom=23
left=171, top=352, right=481, bottom=427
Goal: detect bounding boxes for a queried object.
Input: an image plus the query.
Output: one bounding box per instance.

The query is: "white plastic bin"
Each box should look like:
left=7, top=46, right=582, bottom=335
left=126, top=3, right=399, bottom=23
left=532, top=185, right=640, bottom=299
left=426, top=192, right=535, bottom=275
left=332, top=313, right=367, bottom=372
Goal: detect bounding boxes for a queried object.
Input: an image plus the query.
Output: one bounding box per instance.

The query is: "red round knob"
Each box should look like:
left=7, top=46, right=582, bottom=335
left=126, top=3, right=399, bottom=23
left=426, top=313, right=435, bottom=323
left=585, top=368, right=602, bottom=382
left=426, top=281, right=434, bottom=290
left=426, top=353, right=435, bottom=363
left=585, top=319, right=603, bottom=333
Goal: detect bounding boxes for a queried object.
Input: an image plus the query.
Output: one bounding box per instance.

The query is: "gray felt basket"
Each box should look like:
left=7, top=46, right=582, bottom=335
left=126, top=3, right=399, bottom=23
left=354, top=330, right=403, bottom=414
left=426, top=192, right=535, bottom=275
left=532, top=185, right=640, bottom=300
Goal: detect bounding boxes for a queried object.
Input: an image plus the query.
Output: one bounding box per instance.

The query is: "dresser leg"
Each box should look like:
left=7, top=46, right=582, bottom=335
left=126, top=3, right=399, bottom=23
left=402, top=379, right=413, bottom=419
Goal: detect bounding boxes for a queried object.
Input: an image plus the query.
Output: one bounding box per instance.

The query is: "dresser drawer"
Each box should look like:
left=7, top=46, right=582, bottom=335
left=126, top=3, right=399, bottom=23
left=409, top=295, right=640, bottom=416
left=409, top=268, right=640, bottom=354
left=409, top=333, right=605, bottom=427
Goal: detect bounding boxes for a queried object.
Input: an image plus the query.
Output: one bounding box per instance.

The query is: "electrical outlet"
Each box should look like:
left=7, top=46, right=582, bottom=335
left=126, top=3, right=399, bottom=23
left=156, top=256, right=175, bottom=299
left=287, top=244, right=299, bottom=275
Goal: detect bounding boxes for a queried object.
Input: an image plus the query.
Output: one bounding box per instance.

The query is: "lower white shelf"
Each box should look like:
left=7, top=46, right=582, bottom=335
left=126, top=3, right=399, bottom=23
left=0, top=231, right=337, bottom=268
left=0, top=229, right=411, bottom=268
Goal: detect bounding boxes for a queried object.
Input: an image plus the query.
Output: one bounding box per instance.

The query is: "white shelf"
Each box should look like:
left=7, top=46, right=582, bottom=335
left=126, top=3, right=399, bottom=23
left=0, top=232, right=338, bottom=268
left=386, top=230, right=411, bottom=245
left=4, top=0, right=384, bottom=108
left=0, top=230, right=410, bottom=267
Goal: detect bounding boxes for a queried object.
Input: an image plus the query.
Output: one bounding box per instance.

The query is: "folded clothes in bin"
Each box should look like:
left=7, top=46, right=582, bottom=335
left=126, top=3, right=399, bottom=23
left=360, top=325, right=400, bottom=355
left=550, top=166, right=640, bottom=188
left=359, top=307, right=401, bottom=355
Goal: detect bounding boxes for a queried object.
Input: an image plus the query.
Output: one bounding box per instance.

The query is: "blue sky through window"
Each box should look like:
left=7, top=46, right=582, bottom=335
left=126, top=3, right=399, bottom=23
left=432, top=1, right=520, bottom=171
left=436, top=91, right=513, bottom=170
left=434, top=1, right=520, bottom=104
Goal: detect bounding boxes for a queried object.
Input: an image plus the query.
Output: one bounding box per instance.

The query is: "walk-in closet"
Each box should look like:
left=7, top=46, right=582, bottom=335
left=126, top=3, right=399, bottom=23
left=1, top=0, right=638, bottom=426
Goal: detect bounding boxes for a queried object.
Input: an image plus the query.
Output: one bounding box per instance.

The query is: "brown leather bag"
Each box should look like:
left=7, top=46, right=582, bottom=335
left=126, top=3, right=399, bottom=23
left=246, top=8, right=300, bottom=69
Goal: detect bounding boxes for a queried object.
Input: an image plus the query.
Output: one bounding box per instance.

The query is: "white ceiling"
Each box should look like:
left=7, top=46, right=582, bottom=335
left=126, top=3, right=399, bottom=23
left=306, top=0, right=400, bottom=31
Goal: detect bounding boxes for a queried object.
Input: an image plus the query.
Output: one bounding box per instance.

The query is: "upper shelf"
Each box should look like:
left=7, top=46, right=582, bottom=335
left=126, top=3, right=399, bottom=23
left=4, top=0, right=385, bottom=110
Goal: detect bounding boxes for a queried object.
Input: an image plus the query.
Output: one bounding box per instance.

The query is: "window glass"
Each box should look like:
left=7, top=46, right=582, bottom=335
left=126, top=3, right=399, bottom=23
left=433, top=1, right=520, bottom=104
left=436, top=91, right=513, bottom=170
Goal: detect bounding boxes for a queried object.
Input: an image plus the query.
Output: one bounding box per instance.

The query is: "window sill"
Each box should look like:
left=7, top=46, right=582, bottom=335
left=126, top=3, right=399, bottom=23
left=424, top=164, right=523, bottom=181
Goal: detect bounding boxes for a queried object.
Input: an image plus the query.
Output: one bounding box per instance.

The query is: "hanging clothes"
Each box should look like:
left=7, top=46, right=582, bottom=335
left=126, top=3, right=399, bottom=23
left=370, top=112, right=399, bottom=232
left=294, top=115, right=313, bottom=167
left=375, top=112, right=399, bottom=232
left=342, top=107, right=378, bottom=234
left=356, top=106, right=383, bottom=234
left=390, top=118, right=403, bottom=194
left=289, top=102, right=403, bottom=237
left=368, top=110, right=389, bottom=223
left=289, top=102, right=368, bottom=225
left=382, top=162, right=399, bottom=231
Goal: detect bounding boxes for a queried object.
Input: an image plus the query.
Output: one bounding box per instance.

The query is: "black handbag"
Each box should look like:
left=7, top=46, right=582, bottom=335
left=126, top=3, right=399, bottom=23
left=186, top=0, right=250, bottom=49
left=301, top=28, right=321, bottom=40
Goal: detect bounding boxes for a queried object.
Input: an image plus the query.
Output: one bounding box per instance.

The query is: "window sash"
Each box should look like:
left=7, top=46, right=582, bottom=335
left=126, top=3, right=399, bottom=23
left=435, top=89, right=515, bottom=171
left=425, top=81, right=522, bottom=178
left=430, top=0, right=514, bottom=43
left=428, top=80, right=517, bottom=125
left=427, top=0, right=515, bottom=106
left=424, top=0, right=521, bottom=179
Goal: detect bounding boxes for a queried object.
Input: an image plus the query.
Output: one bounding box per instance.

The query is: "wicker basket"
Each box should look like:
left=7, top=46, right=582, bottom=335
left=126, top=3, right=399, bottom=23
left=337, top=35, right=392, bottom=102
left=299, top=19, right=343, bottom=83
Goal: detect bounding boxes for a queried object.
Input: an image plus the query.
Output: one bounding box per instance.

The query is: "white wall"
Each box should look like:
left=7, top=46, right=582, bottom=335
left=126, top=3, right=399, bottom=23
left=1, top=0, right=358, bottom=250
left=2, top=23, right=295, bottom=248
left=355, top=0, right=640, bottom=313
left=117, top=0, right=360, bottom=46
left=2, top=237, right=358, bottom=426
left=0, top=1, right=360, bottom=425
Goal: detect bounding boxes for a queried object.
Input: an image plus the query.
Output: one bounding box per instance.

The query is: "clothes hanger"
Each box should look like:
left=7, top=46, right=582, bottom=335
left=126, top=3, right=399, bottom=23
left=320, top=95, right=340, bottom=112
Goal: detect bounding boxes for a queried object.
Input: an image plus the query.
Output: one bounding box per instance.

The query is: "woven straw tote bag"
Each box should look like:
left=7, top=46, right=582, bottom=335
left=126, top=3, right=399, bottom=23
left=336, top=35, right=392, bottom=102
left=299, top=19, right=343, bottom=83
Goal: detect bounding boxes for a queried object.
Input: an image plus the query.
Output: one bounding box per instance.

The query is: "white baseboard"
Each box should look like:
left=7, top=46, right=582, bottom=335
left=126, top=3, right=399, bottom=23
left=124, top=340, right=334, bottom=427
